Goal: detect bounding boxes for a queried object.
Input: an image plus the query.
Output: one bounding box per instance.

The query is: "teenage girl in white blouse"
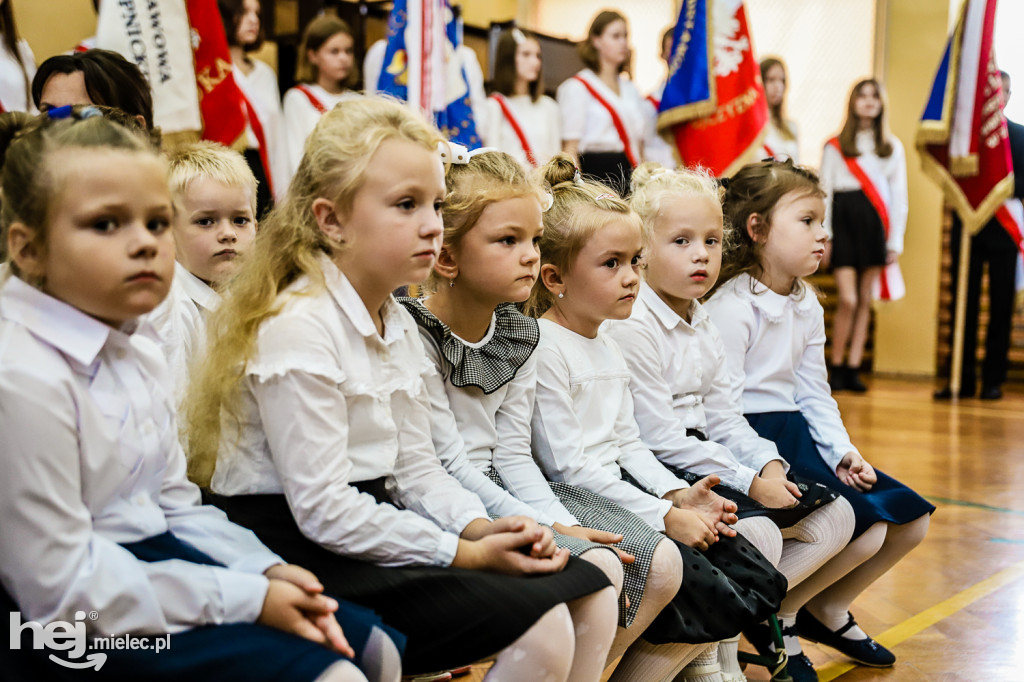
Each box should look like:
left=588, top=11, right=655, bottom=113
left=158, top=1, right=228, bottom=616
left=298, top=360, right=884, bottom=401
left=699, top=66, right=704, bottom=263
left=282, top=15, right=360, bottom=184
left=704, top=159, right=932, bottom=671
left=557, top=11, right=645, bottom=195
left=609, top=164, right=855, bottom=681
left=219, top=0, right=287, bottom=214
left=481, top=28, right=560, bottom=168
left=399, top=149, right=686, bottom=682
left=185, top=97, right=616, bottom=680
left=527, top=155, right=789, bottom=682
left=0, top=109, right=397, bottom=682
left=760, top=57, right=799, bottom=163
left=0, top=0, right=35, bottom=113
left=820, top=79, right=908, bottom=392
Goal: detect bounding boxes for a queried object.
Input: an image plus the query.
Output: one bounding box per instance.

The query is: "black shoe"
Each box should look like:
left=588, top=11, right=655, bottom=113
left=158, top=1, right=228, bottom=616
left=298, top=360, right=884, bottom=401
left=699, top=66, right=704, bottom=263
left=743, top=621, right=775, bottom=657
left=796, top=609, right=895, bottom=668
left=933, top=384, right=976, bottom=399
left=844, top=366, right=868, bottom=392
left=980, top=385, right=1003, bottom=400
left=828, top=366, right=847, bottom=392
left=784, top=653, right=819, bottom=682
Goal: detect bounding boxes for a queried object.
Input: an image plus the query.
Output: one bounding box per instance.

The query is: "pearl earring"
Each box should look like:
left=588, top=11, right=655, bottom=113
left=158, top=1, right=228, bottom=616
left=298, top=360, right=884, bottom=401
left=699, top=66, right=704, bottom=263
left=450, top=278, right=455, bottom=288
left=557, top=292, right=564, bottom=299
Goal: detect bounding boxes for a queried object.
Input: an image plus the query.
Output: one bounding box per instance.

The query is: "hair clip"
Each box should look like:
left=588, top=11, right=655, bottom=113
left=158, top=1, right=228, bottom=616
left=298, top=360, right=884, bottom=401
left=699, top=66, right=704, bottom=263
left=595, top=193, right=616, bottom=201
left=438, top=141, right=498, bottom=165
left=719, top=177, right=731, bottom=189
left=512, top=27, right=526, bottom=45
left=540, top=191, right=554, bottom=212
left=573, top=168, right=584, bottom=186
left=761, top=156, right=777, bottom=163
left=79, top=106, right=103, bottom=119
left=46, top=105, right=74, bottom=120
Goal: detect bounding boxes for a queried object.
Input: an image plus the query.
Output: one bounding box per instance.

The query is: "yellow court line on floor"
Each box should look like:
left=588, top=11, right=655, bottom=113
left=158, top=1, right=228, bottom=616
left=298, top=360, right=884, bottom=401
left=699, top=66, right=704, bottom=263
left=817, top=558, right=1024, bottom=681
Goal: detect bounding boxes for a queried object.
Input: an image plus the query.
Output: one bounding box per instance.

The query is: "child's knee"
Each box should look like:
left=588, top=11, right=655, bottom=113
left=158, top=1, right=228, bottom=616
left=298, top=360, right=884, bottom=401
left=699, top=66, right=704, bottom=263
left=580, top=546, right=625, bottom=597
left=648, top=538, right=684, bottom=598
left=314, top=660, right=369, bottom=682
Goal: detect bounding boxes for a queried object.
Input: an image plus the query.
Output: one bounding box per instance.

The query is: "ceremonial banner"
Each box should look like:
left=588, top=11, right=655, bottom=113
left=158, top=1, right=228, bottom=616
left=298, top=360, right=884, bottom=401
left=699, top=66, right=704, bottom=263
left=97, top=0, right=201, bottom=134
left=186, top=0, right=246, bottom=147
left=377, top=0, right=479, bottom=145
left=658, top=0, right=767, bottom=176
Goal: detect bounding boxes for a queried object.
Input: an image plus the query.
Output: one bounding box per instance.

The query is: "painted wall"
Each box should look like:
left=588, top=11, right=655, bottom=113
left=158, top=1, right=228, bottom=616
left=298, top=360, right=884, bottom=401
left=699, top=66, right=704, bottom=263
left=14, top=0, right=97, bottom=62
left=872, top=0, right=949, bottom=376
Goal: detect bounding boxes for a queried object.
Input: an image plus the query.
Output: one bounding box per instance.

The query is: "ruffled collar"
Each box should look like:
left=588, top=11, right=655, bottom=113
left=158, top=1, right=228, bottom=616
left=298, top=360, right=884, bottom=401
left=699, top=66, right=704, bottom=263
left=398, top=298, right=539, bottom=394
left=731, top=273, right=816, bottom=323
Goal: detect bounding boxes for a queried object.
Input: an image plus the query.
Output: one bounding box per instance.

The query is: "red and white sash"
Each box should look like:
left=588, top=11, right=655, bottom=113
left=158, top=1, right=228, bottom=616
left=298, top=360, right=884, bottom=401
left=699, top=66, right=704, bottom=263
left=489, top=93, right=537, bottom=167
left=645, top=94, right=660, bottom=110
left=827, top=137, right=905, bottom=301
left=572, top=73, right=639, bottom=168
left=995, top=198, right=1024, bottom=293
left=295, top=84, right=328, bottom=115
left=240, top=90, right=274, bottom=198
left=762, top=143, right=777, bottom=158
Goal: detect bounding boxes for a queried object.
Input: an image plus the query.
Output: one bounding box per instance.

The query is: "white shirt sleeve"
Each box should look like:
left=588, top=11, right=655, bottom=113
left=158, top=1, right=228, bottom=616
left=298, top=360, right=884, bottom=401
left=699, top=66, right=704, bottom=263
left=820, top=142, right=842, bottom=239
left=886, top=138, right=909, bottom=254
left=252, top=369, right=466, bottom=567
left=363, top=40, right=386, bottom=93
left=0, top=368, right=269, bottom=636
left=491, top=355, right=580, bottom=527
left=701, top=322, right=786, bottom=477
left=531, top=344, right=673, bottom=530
left=704, top=292, right=756, bottom=418
left=281, top=88, right=319, bottom=184
left=612, top=380, right=693, bottom=499
left=557, top=77, right=586, bottom=143
left=793, top=305, right=858, bottom=471
left=420, top=340, right=548, bottom=523
left=612, top=324, right=761, bottom=493
left=480, top=96, right=502, bottom=148
left=537, top=96, right=562, bottom=163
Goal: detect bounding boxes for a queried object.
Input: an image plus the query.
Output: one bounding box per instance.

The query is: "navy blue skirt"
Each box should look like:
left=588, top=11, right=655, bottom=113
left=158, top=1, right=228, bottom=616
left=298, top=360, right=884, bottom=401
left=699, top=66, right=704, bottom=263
left=2, top=531, right=403, bottom=681
left=745, top=411, right=935, bottom=538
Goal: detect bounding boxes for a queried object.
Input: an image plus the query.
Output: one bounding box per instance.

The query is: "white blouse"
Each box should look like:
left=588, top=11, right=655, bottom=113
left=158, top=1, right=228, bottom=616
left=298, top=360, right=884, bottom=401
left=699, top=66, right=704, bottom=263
left=761, top=120, right=799, bottom=163
left=0, top=276, right=279, bottom=636
left=281, top=85, right=361, bottom=184
left=418, top=312, right=580, bottom=528
left=210, top=256, right=489, bottom=567
left=0, top=38, right=35, bottom=113
left=142, top=262, right=220, bottom=404
left=703, top=273, right=859, bottom=471
left=233, top=59, right=288, bottom=201
left=557, top=69, right=646, bottom=157
left=642, top=81, right=677, bottom=169
left=820, top=130, right=908, bottom=254
left=607, top=284, right=786, bottom=494
left=531, top=319, right=687, bottom=531
left=481, top=94, right=561, bottom=167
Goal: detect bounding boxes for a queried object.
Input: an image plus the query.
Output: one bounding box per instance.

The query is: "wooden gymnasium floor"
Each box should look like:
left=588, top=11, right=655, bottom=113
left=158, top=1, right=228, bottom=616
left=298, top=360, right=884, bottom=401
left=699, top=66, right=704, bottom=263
left=741, top=376, right=1024, bottom=682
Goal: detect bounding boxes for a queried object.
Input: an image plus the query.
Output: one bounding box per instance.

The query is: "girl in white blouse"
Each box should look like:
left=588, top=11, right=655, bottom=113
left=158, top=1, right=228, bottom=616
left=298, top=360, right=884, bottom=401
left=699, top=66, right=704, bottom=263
left=527, top=155, right=788, bottom=682
left=609, top=164, right=856, bottom=681
left=760, top=58, right=799, bottom=163
left=282, top=16, right=360, bottom=183
left=481, top=28, right=560, bottom=168
left=0, top=0, right=35, bottom=113
left=557, top=11, right=646, bottom=195
left=704, top=159, right=932, bottom=671
left=185, top=97, right=616, bottom=680
left=0, top=109, right=398, bottom=682
left=219, top=0, right=287, bottom=215
left=820, top=79, right=908, bottom=392
left=399, top=149, right=686, bottom=681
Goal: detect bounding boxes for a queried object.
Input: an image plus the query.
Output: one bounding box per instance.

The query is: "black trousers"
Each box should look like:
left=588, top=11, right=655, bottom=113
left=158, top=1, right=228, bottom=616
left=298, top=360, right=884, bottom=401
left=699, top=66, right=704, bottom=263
left=946, top=216, right=1018, bottom=390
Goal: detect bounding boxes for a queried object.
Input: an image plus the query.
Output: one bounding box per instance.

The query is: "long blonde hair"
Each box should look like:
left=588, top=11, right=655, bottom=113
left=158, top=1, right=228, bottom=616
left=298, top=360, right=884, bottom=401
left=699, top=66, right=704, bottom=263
left=524, top=154, right=641, bottom=317
left=184, top=97, right=443, bottom=486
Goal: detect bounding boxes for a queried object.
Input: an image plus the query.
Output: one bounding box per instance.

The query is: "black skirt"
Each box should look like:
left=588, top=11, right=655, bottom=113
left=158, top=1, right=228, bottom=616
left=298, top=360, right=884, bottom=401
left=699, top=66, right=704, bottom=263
left=209, top=490, right=611, bottom=673
left=830, top=190, right=887, bottom=269
left=578, top=151, right=632, bottom=197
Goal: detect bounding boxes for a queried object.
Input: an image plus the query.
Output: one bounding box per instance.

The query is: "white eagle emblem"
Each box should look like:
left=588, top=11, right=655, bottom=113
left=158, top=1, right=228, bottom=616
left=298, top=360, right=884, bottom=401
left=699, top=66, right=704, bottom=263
left=713, top=0, right=748, bottom=77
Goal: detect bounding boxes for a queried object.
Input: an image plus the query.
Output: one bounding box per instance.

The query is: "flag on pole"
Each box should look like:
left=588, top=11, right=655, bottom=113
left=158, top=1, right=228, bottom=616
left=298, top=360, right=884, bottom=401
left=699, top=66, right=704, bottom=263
left=657, top=0, right=768, bottom=177
left=917, top=0, right=1014, bottom=234
left=186, top=0, right=246, bottom=147
left=96, top=0, right=201, bottom=134
left=376, top=0, right=479, bottom=145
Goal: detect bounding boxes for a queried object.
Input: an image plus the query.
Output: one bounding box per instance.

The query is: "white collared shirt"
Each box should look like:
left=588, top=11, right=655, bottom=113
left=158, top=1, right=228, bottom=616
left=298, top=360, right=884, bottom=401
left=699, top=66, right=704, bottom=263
left=557, top=69, right=646, bottom=155
left=820, top=130, right=908, bottom=253
left=0, top=276, right=279, bottom=636
left=481, top=94, right=561, bottom=167
left=142, top=262, right=220, bottom=404
left=761, top=120, right=800, bottom=163
left=419, top=317, right=580, bottom=528
left=641, top=80, right=677, bottom=169
left=281, top=85, right=362, bottom=185
left=234, top=59, right=287, bottom=201
left=704, top=273, right=858, bottom=470
left=531, top=319, right=685, bottom=531
left=0, top=39, right=35, bottom=113
left=210, top=256, right=489, bottom=567
left=607, top=284, right=786, bottom=494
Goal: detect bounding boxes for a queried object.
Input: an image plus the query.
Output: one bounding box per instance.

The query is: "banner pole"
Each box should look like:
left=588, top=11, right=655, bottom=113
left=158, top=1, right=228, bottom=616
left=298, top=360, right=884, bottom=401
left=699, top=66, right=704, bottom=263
left=949, top=218, right=973, bottom=396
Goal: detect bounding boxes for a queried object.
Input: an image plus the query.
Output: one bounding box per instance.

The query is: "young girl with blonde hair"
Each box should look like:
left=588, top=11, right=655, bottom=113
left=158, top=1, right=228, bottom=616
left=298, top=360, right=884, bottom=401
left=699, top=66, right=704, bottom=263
left=186, top=97, right=616, bottom=680
left=705, top=159, right=932, bottom=672
left=0, top=108, right=397, bottom=682
left=527, top=154, right=788, bottom=681
left=398, top=148, right=683, bottom=680
left=609, top=163, right=855, bottom=681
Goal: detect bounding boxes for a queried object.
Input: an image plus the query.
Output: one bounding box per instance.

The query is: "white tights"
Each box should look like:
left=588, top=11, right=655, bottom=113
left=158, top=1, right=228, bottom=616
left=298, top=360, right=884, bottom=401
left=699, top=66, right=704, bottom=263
left=314, top=624, right=403, bottom=682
